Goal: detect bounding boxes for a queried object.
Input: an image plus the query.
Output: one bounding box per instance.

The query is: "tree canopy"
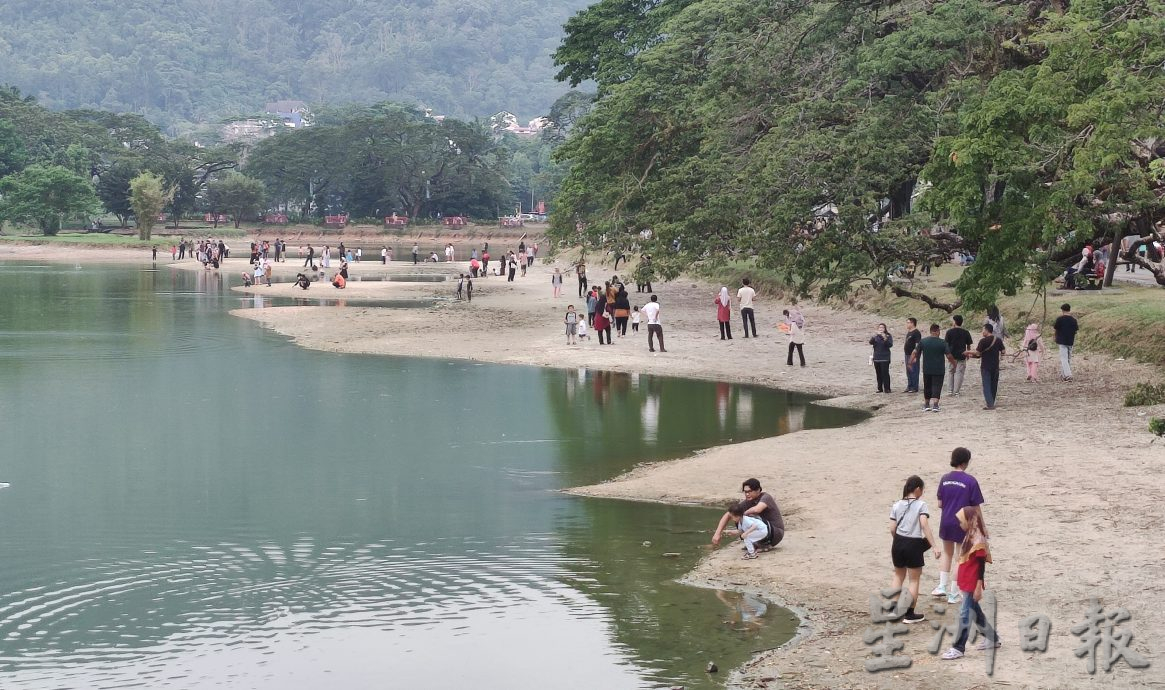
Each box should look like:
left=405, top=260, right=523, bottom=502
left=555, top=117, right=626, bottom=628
left=245, top=103, right=516, bottom=220
left=549, top=0, right=1165, bottom=302
left=1, top=88, right=565, bottom=229
left=0, top=164, right=100, bottom=235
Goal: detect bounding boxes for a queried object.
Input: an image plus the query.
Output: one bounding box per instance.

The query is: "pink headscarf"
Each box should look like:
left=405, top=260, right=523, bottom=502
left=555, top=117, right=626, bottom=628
left=1022, top=323, right=1040, bottom=350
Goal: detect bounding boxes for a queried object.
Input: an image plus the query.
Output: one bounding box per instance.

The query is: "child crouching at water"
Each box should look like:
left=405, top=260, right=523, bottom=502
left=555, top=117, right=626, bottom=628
left=729, top=503, right=768, bottom=560
left=942, top=506, right=1001, bottom=659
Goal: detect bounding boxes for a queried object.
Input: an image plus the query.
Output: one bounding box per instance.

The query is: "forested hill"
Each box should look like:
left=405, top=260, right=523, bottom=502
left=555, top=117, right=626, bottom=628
left=0, top=0, right=588, bottom=133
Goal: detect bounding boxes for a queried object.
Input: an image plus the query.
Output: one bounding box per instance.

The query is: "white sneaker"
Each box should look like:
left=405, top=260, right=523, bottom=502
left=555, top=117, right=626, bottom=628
left=947, top=591, right=961, bottom=605
left=976, top=638, right=1002, bottom=651
left=931, top=585, right=947, bottom=597
left=941, top=647, right=964, bottom=660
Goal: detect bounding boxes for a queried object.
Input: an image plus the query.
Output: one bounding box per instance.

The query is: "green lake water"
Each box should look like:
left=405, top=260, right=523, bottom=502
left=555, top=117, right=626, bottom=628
left=0, top=262, right=865, bottom=689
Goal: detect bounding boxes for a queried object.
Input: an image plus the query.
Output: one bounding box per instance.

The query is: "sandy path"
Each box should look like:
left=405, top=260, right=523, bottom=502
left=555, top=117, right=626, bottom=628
left=12, top=244, right=1161, bottom=688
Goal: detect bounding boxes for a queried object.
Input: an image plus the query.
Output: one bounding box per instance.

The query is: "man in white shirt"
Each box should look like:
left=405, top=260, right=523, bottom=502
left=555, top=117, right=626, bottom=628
left=642, top=295, right=666, bottom=352
left=737, top=277, right=758, bottom=338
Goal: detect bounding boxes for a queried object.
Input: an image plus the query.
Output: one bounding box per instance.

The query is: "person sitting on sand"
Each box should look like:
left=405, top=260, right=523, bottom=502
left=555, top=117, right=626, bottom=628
left=711, top=478, right=785, bottom=551
left=728, top=503, right=768, bottom=560
left=331, top=273, right=346, bottom=289
left=295, top=273, right=310, bottom=290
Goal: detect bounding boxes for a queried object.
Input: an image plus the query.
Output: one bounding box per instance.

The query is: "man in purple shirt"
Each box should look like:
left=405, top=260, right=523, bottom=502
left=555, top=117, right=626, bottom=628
left=932, top=447, right=985, bottom=604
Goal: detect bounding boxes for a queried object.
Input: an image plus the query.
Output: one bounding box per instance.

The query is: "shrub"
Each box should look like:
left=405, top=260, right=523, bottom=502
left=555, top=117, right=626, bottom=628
left=1123, top=383, right=1165, bottom=407
left=1151, top=418, right=1165, bottom=437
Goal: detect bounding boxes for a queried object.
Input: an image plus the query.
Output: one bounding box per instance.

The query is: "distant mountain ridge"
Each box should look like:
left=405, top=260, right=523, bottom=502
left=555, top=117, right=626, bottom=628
left=0, top=0, right=588, bottom=133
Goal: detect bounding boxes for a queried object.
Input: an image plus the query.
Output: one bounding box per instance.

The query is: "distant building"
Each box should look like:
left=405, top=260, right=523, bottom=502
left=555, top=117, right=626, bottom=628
left=489, top=111, right=547, bottom=137
left=264, top=100, right=310, bottom=128
left=220, top=100, right=312, bottom=144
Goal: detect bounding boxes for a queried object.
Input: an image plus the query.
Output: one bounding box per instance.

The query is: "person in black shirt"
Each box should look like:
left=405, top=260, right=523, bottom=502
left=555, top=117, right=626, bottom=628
left=967, top=323, right=1005, bottom=410
left=903, top=318, right=922, bottom=393
left=944, top=314, right=975, bottom=396
left=1052, top=303, right=1078, bottom=381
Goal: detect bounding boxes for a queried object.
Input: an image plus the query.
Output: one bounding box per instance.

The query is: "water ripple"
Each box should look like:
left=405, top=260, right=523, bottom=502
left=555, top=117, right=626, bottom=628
left=0, top=535, right=591, bottom=685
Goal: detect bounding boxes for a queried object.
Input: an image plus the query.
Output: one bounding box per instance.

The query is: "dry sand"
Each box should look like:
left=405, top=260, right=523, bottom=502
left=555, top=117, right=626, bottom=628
left=8, top=242, right=1162, bottom=688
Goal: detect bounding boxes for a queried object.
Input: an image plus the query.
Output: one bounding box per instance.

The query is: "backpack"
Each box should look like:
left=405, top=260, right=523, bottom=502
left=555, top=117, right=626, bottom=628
left=1028, top=338, right=1039, bottom=351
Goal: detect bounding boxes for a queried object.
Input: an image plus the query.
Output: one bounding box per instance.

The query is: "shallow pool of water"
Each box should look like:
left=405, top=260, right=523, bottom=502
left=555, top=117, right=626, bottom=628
left=0, top=263, right=864, bottom=689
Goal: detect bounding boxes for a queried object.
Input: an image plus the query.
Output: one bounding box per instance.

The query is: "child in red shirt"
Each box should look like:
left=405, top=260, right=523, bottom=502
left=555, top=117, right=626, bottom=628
left=941, top=506, right=1001, bottom=659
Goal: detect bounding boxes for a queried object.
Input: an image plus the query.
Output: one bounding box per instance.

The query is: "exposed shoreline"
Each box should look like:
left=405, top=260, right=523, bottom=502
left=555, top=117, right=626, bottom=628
left=7, top=243, right=1162, bottom=689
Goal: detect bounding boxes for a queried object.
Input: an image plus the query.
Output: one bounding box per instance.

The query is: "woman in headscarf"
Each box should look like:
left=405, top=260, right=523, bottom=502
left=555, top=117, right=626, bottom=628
left=787, top=304, right=805, bottom=329
left=1020, top=323, right=1045, bottom=381
left=940, top=506, right=1000, bottom=660
left=715, top=287, right=733, bottom=340
left=613, top=285, right=631, bottom=336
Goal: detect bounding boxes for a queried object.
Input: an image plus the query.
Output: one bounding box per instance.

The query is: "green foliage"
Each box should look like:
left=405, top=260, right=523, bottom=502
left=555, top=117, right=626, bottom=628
left=1151, top=418, right=1165, bottom=437
left=129, top=172, right=170, bottom=240
left=0, top=164, right=99, bottom=235
left=1124, top=383, right=1165, bottom=408
left=96, top=160, right=140, bottom=228
left=246, top=104, right=514, bottom=219
left=207, top=173, right=266, bottom=229
left=0, top=0, right=593, bottom=132
left=0, top=119, right=28, bottom=178
left=550, top=0, right=1165, bottom=308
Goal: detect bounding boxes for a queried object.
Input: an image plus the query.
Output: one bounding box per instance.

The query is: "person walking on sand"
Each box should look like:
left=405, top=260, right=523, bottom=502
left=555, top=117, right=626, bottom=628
left=903, top=318, right=922, bottom=393
left=783, top=309, right=805, bottom=366
left=631, top=305, right=641, bottom=333
left=412, top=243, right=420, bottom=265
left=967, top=323, right=1005, bottom=410
left=715, top=287, right=733, bottom=340
left=1021, top=323, right=1046, bottom=381
left=586, top=286, right=598, bottom=326
left=737, top=278, right=758, bottom=338
left=711, top=478, right=785, bottom=551
left=593, top=299, right=613, bottom=345
left=304, top=244, right=314, bottom=268
left=932, top=447, right=985, bottom=605
left=564, top=305, right=579, bottom=344
left=381, top=246, right=388, bottom=264
left=945, top=314, right=974, bottom=396
left=889, top=475, right=941, bottom=624
left=552, top=267, right=563, bottom=298
left=576, top=261, right=588, bottom=297
left=643, top=295, right=665, bottom=352
left=1053, top=303, right=1078, bottom=381
left=941, top=506, right=1001, bottom=659
left=910, top=323, right=955, bottom=412
left=869, top=324, right=894, bottom=393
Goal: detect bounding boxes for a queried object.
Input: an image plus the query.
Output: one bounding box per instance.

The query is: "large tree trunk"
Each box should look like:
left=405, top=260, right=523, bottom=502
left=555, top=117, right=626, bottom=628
left=1103, top=224, right=1121, bottom=287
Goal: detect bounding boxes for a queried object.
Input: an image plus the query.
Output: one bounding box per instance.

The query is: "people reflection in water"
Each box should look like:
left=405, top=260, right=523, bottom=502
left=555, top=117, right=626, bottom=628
left=715, top=590, right=769, bottom=632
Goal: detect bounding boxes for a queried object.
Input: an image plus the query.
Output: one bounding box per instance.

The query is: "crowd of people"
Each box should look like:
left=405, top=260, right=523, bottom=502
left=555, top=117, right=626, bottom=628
left=869, top=304, right=1079, bottom=411
left=712, top=445, right=997, bottom=662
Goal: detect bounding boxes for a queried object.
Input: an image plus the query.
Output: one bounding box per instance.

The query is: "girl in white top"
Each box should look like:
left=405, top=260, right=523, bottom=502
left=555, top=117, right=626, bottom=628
left=631, top=306, right=641, bottom=332
left=889, top=475, right=941, bottom=623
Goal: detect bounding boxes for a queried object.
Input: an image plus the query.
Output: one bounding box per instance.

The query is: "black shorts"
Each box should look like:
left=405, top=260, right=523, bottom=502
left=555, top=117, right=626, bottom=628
left=891, top=534, right=930, bottom=569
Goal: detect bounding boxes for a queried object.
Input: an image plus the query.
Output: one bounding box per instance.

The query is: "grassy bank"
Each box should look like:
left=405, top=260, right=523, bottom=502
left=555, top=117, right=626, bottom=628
left=702, top=262, right=1165, bottom=369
